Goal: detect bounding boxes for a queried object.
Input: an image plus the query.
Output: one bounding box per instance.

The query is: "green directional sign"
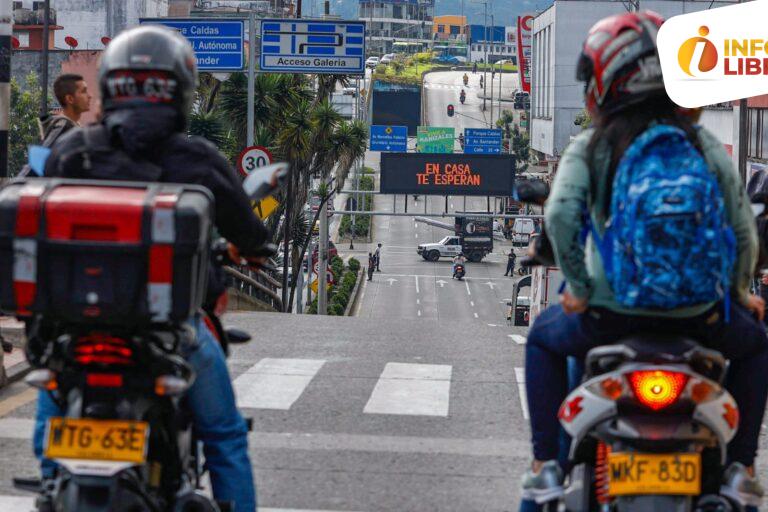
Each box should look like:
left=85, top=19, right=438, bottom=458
left=417, top=126, right=455, bottom=154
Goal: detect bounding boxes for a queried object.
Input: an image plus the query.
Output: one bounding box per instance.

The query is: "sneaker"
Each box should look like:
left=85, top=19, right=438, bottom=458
left=720, top=462, right=764, bottom=508
left=521, top=460, right=564, bottom=504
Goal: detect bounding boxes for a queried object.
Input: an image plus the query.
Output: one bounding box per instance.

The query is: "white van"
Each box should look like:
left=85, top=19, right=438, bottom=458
left=511, top=218, right=535, bottom=246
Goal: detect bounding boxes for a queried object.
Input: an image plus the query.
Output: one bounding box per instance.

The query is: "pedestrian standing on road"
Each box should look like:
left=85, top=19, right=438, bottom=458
left=374, top=243, right=382, bottom=271
left=473, top=62, right=478, bottom=74
left=367, top=252, right=375, bottom=281
left=504, top=248, right=516, bottom=276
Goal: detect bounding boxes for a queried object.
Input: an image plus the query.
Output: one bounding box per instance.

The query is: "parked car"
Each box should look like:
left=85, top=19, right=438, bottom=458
left=380, top=53, right=395, bottom=65
left=342, top=86, right=357, bottom=97
left=366, top=56, right=380, bottom=68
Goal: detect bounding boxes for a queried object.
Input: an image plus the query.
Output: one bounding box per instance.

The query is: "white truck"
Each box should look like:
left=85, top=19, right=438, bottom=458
left=417, top=235, right=464, bottom=262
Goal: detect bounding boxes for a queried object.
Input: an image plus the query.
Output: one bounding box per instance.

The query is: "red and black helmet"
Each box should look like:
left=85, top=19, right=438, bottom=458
left=576, top=11, right=665, bottom=117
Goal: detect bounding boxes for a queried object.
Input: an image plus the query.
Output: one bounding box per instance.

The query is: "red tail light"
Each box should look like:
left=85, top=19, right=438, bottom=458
left=86, top=373, right=123, bottom=388
left=75, top=334, right=133, bottom=366
left=629, top=370, right=689, bottom=410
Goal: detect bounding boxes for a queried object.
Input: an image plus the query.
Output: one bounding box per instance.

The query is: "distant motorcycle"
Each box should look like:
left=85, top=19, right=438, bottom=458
left=453, top=263, right=466, bottom=280
left=463, top=73, right=469, bottom=86
left=459, top=90, right=466, bottom=104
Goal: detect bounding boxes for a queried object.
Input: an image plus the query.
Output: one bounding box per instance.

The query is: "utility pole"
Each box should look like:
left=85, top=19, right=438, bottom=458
left=247, top=12, right=256, bottom=147
left=318, top=182, right=330, bottom=315
left=490, top=14, right=494, bottom=124
left=40, top=0, right=50, bottom=116
left=0, top=1, right=10, bottom=177
left=482, top=0, right=488, bottom=112
left=737, top=0, right=748, bottom=182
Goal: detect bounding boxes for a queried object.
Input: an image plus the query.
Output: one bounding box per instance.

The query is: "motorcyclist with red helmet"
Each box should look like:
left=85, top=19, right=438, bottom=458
left=35, top=25, right=264, bottom=511
left=520, top=11, right=768, bottom=509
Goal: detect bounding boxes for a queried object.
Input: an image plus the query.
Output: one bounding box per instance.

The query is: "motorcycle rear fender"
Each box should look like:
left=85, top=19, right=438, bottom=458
left=558, top=381, right=617, bottom=443
left=694, top=390, right=738, bottom=463
left=57, top=459, right=136, bottom=477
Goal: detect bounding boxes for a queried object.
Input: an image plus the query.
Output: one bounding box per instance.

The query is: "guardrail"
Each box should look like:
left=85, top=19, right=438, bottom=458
left=224, top=264, right=283, bottom=312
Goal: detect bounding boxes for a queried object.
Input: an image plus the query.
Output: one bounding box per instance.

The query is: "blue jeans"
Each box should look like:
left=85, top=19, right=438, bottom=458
left=525, top=302, right=768, bottom=466
left=33, top=318, right=256, bottom=512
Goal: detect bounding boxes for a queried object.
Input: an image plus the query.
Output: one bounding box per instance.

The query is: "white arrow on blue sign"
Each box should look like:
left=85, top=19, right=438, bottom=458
left=370, top=125, right=408, bottom=152
left=464, top=128, right=502, bottom=154
left=260, top=19, right=366, bottom=74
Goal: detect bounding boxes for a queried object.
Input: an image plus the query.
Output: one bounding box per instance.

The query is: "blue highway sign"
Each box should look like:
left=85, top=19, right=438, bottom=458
left=370, top=125, right=408, bottom=152
left=260, top=19, right=366, bottom=74
left=139, top=18, right=244, bottom=71
left=464, top=128, right=502, bottom=154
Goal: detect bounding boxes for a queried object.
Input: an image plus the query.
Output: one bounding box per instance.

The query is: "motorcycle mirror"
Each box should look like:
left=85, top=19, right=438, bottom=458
left=515, top=179, right=550, bottom=205
left=242, top=162, right=290, bottom=202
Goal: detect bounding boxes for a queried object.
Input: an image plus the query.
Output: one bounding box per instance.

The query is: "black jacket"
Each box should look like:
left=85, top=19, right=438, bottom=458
left=39, top=113, right=78, bottom=148
left=43, top=110, right=269, bottom=255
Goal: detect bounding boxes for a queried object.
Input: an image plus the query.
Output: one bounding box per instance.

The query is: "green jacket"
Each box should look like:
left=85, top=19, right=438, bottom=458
left=545, top=126, right=757, bottom=317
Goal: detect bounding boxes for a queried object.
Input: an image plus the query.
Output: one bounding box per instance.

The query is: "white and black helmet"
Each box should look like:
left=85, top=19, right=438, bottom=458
left=99, top=24, right=198, bottom=128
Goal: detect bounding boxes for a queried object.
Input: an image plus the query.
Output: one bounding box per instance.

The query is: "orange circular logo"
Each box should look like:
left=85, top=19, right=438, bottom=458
left=678, top=25, right=718, bottom=76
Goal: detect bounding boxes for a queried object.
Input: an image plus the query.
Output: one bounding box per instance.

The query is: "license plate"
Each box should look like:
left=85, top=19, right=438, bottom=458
left=608, top=452, right=700, bottom=496
left=44, top=418, right=149, bottom=464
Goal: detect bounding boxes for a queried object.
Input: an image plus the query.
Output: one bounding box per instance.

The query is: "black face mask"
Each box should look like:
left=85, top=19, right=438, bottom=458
left=105, top=105, right=180, bottom=155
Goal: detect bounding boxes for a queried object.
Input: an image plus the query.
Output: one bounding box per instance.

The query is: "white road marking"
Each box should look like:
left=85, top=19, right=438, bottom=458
left=465, top=280, right=471, bottom=296
left=262, top=509, right=365, bottom=512
left=415, top=275, right=420, bottom=294
left=0, top=496, right=34, bottom=510
left=0, top=418, right=34, bottom=439
left=234, top=358, right=325, bottom=410
left=509, top=334, right=527, bottom=345
left=436, top=279, right=447, bottom=287
left=378, top=273, right=504, bottom=282
left=387, top=278, right=398, bottom=286
left=415, top=233, right=418, bottom=238
left=417, top=298, right=421, bottom=305
left=364, top=363, right=452, bottom=417
left=514, top=367, right=530, bottom=420
left=418, top=310, right=422, bottom=317
left=484, top=281, right=497, bottom=289
left=470, top=301, right=475, bottom=307
left=474, top=312, right=479, bottom=318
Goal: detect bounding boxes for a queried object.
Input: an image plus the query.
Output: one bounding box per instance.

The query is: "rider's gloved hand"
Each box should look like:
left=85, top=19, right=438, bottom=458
left=226, top=243, right=269, bottom=271
left=744, top=293, right=766, bottom=322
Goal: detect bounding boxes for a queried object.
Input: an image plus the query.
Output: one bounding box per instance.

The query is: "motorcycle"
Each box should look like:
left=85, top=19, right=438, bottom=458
left=10, top=163, right=288, bottom=512
left=463, top=74, right=469, bottom=86
left=453, top=263, right=466, bottom=280
left=459, top=90, right=466, bottom=105
left=516, top=179, right=745, bottom=512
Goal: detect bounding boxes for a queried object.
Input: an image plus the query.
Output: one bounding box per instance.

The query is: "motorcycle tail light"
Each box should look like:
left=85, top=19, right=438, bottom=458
left=75, top=334, right=133, bottom=366
left=25, top=369, right=57, bottom=391
left=629, top=370, right=689, bottom=410
left=86, top=373, right=123, bottom=388
left=599, top=377, right=624, bottom=400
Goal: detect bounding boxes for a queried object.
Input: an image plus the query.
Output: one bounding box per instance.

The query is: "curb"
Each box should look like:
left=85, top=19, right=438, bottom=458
left=344, top=269, right=363, bottom=317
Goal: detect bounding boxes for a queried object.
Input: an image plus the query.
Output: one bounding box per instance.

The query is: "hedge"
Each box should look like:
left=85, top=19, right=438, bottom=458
left=306, top=258, right=361, bottom=315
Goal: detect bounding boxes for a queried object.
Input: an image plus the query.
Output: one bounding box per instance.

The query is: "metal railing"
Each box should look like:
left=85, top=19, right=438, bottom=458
left=224, top=264, right=283, bottom=312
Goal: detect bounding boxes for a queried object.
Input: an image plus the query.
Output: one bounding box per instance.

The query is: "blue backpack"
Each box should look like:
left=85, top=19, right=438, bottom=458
left=590, top=124, right=736, bottom=310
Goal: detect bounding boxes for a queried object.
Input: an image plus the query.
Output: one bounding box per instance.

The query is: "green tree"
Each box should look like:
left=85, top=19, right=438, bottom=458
left=511, top=126, right=530, bottom=173
left=9, top=74, right=45, bottom=176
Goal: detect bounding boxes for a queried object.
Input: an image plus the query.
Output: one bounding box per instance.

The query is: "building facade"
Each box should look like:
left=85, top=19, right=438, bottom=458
left=432, top=15, right=466, bottom=42
left=358, top=0, right=434, bottom=55
left=530, top=0, right=735, bottom=161
left=12, top=0, right=169, bottom=50
left=467, top=24, right=515, bottom=64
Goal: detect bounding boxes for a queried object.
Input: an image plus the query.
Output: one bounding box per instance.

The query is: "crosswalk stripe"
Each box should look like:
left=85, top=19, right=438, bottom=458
left=508, top=334, right=527, bottom=345
left=364, top=363, right=452, bottom=417
left=514, top=367, right=529, bottom=420
left=234, top=358, right=325, bottom=410
left=0, top=417, right=34, bottom=439
left=0, top=496, right=35, bottom=510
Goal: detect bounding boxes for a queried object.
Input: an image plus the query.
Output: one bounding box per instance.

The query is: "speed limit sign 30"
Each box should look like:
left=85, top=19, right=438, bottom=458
left=237, top=146, right=273, bottom=176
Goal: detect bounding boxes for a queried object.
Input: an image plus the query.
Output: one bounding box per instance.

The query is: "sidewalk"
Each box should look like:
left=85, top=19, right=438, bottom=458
left=0, top=317, right=27, bottom=388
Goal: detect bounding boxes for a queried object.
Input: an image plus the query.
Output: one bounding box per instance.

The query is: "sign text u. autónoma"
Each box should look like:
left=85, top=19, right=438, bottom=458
left=416, top=163, right=481, bottom=186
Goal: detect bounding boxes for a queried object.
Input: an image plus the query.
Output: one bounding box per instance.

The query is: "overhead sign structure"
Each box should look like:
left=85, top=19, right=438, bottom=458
left=260, top=19, right=366, bottom=74
left=139, top=18, right=244, bottom=71
left=380, top=153, right=515, bottom=196
left=417, top=126, right=455, bottom=154
left=464, top=128, right=502, bottom=154
left=370, top=125, right=408, bottom=152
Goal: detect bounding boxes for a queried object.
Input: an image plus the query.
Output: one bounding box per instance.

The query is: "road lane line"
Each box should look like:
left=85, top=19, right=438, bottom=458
left=470, top=301, right=475, bottom=307
left=364, top=363, right=451, bottom=417
left=465, top=280, right=471, bottom=296
left=416, top=298, right=420, bottom=305
left=418, top=310, right=422, bottom=316
left=509, top=334, right=527, bottom=345
left=377, top=273, right=504, bottom=281
left=514, top=367, right=530, bottom=420
left=234, top=359, right=325, bottom=410
left=474, top=312, right=479, bottom=318
left=415, top=275, right=420, bottom=294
